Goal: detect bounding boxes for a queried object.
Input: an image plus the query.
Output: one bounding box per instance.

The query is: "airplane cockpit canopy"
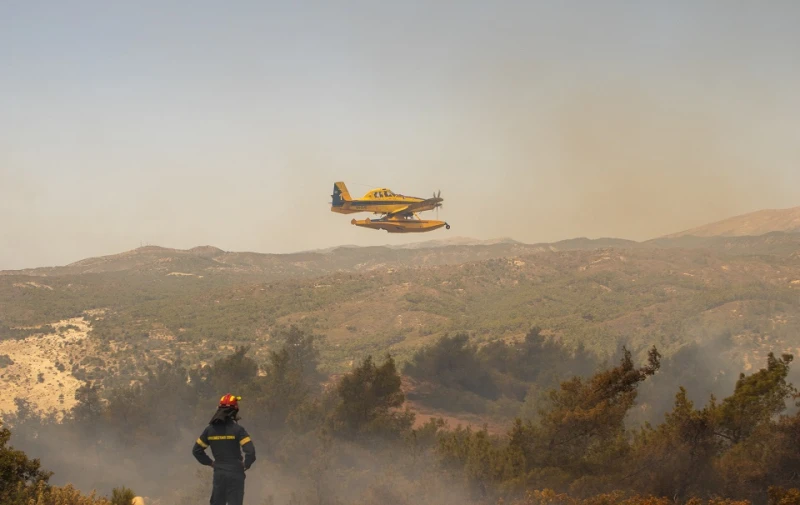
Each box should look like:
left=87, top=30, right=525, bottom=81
left=367, top=188, right=395, bottom=198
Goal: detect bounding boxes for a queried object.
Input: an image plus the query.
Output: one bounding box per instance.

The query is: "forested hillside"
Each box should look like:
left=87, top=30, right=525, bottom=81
left=3, top=233, right=800, bottom=503
left=2, top=235, right=800, bottom=420
left=4, top=328, right=800, bottom=505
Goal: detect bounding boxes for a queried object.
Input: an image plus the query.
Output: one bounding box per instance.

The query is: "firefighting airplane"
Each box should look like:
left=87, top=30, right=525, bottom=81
left=330, top=181, right=450, bottom=233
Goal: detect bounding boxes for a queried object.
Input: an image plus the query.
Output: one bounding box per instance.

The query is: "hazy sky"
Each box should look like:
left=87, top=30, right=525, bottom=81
left=2, top=1, right=799, bottom=269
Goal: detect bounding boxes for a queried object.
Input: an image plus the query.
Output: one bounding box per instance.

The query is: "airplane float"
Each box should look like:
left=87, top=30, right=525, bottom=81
left=330, top=181, right=450, bottom=233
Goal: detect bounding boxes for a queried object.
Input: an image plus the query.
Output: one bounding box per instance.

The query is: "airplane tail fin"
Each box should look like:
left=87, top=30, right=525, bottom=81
left=332, top=182, right=352, bottom=207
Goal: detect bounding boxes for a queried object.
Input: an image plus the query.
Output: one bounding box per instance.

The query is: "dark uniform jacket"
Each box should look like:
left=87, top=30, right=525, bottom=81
left=192, top=419, right=256, bottom=473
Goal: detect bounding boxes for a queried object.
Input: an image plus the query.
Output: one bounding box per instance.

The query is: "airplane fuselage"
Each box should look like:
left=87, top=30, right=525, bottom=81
left=330, top=185, right=438, bottom=214
left=331, top=197, right=425, bottom=215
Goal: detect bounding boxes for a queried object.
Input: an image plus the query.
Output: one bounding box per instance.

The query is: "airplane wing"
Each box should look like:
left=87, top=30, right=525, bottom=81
left=385, top=205, right=411, bottom=217
left=385, top=198, right=439, bottom=217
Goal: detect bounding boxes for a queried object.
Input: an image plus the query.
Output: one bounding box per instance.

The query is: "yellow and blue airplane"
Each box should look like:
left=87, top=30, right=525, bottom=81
left=330, top=182, right=450, bottom=233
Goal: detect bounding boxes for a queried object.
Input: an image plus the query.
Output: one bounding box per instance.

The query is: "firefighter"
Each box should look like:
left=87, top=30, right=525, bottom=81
left=192, top=394, right=256, bottom=505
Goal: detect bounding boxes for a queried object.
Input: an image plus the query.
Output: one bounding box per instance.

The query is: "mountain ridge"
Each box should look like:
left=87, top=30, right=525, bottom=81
left=4, top=231, right=800, bottom=278
left=662, top=205, right=800, bottom=238
left=5, top=205, right=800, bottom=277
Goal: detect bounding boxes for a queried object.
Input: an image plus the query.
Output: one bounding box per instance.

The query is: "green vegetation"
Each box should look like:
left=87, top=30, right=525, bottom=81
left=402, top=328, right=598, bottom=417
left=6, top=328, right=800, bottom=504
left=4, top=237, right=800, bottom=503
left=0, top=354, right=13, bottom=368
left=0, top=322, right=57, bottom=341
left=0, top=419, right=133, bottom=505
left=3, top=243, right=800, bottom=383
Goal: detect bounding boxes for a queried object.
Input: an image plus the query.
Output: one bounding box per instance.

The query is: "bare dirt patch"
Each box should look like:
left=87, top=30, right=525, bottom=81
left=0, top=317, right=91, bottom=418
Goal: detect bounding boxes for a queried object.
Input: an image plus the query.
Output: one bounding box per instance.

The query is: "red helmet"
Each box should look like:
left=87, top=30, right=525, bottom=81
left=218, top=394, right=241, bottom=410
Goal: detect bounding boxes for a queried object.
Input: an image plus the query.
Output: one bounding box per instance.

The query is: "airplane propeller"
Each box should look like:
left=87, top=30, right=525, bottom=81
left=433, top=189, right=443, bottom=218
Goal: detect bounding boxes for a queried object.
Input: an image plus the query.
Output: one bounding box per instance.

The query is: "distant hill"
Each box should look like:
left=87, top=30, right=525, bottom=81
left=645, top=231, right=800, bottom=257
left=388, top=236, right=522, bottom=249
left=662, top=206, right=800, bottom=238
left=6, top=228, right=800, bottom=281
left=0, top=237, right=621, bottom=279
left=4, top=207, right=800, bottom=419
